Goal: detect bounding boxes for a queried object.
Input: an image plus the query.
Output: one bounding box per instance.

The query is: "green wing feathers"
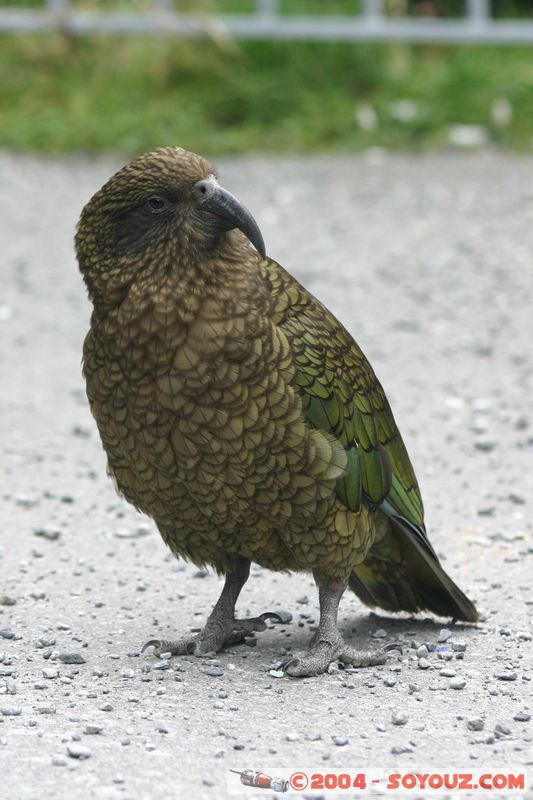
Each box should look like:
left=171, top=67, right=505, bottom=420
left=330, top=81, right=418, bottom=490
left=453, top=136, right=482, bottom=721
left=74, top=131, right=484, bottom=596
left=262, top=258, right=423, bottom=526
left=262, top=258, right=477, bottom=623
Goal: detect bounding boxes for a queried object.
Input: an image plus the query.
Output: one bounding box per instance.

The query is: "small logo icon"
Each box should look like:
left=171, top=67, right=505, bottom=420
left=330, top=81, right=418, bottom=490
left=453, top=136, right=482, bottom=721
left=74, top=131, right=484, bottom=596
left=230, top=769, right=289, bottom=793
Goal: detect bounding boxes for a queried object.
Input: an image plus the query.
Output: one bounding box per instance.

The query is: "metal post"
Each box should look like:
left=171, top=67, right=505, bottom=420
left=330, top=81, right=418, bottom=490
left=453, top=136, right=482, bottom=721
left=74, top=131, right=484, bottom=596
left=257, top=0, right=278, bottom=19
left=46, top=0, right=68, bottom=11
left=362, top=0, right=385, bottom=20
left=466, top=0, right=491, bottom=23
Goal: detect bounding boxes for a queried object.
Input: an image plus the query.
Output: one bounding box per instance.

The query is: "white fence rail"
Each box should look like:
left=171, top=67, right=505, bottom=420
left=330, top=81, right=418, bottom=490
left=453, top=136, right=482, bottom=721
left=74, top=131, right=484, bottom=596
left=1, top=0, right=533, bottom=44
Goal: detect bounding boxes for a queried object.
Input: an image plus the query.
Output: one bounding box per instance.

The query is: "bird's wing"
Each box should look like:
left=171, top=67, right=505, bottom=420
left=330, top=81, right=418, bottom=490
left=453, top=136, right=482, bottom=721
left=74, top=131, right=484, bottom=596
left=260, top=258, right=425, bottom=534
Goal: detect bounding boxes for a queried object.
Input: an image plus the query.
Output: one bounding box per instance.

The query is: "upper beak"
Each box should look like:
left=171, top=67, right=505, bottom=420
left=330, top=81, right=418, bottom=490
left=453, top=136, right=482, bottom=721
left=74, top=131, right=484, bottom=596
left=194, top=177, right=266, bottom=259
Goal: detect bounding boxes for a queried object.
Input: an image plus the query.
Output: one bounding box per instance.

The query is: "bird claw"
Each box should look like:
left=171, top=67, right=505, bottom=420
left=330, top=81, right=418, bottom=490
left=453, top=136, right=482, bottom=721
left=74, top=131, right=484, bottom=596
left=141, top=611, right=288, bottom=658
left=259, top=610, right=293, bottom=625
left=141, top=637, right=195, bottom=656
left=278, top=657, right=299, bottom=672
left=258, top=612, right=280, bottom=623
left=141, top=639, right=162, bottom=655
left=383, top=640, right=403, bottom=654
left=280, top=638, right=387, bottom=677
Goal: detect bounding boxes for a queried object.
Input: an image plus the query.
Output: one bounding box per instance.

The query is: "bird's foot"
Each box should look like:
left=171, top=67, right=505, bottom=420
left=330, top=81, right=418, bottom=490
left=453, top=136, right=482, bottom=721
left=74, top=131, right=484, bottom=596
left=142, top=611, right=284, bottom=658
left=281, top=633, right=387, bottom=678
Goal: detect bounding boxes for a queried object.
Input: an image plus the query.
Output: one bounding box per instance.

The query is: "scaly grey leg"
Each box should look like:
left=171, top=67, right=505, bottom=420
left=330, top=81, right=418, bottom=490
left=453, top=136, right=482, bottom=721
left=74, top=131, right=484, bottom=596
left=143, top=557, right=284, bottom=657
left=282, top=578, right=387, bottom=677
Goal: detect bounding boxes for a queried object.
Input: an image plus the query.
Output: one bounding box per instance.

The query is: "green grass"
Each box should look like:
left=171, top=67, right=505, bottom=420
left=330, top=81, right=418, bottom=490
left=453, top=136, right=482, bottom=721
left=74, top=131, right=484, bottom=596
left=0, top=33, right=532, bottom=154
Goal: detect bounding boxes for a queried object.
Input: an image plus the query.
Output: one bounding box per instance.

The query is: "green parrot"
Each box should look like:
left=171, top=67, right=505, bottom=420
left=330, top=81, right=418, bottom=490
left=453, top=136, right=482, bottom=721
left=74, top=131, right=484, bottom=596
left=76, top=147, right=477, bottom=677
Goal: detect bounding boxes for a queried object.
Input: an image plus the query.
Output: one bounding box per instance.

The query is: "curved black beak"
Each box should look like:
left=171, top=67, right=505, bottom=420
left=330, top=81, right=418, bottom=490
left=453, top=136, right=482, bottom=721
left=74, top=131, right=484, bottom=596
left=194, top=177, right=266, bottom=258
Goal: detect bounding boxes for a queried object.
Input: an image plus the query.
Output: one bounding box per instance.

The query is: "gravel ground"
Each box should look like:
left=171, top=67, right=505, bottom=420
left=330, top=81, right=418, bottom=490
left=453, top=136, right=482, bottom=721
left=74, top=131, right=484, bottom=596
left=1, top=150, right=532, bottom=800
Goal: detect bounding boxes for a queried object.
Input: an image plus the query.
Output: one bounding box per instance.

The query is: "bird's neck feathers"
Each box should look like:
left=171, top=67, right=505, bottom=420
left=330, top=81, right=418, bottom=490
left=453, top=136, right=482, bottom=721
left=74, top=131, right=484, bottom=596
left=89, top=230, right=265, bottom=333
left=83, top=228, right=260, bottom=320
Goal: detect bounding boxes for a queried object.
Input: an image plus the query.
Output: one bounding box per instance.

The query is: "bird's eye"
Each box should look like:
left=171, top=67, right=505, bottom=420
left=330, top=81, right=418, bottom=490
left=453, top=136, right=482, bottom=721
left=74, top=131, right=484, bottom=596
left=147, top=195, right=167, bottom=213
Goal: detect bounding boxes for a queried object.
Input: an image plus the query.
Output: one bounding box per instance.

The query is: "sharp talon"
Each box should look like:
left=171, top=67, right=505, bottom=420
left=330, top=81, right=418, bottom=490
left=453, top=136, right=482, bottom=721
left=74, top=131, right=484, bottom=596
left=258, top=612, right=283, bottom=624
left=384, top=641, right=403, bottom=653
left=279, top=658, right=299, bottom=672
left=141, top=639, right=161, bottom=654
left=273, top=610, right=293, bottom=624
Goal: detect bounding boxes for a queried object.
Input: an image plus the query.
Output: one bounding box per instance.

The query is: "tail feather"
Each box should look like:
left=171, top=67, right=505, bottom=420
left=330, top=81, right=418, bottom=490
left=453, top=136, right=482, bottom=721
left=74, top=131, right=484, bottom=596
left=350, top=516, right=478, bottom=623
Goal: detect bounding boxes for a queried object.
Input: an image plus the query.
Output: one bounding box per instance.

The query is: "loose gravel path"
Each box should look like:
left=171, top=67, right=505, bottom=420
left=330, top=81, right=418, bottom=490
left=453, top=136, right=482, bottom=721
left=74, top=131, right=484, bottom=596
left=1, top=151, right=532, bottom=800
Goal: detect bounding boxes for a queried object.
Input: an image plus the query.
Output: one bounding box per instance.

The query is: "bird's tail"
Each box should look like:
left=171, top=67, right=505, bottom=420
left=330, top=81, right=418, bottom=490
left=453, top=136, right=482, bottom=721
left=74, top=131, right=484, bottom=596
left=349, top=516, right=478, bottom=623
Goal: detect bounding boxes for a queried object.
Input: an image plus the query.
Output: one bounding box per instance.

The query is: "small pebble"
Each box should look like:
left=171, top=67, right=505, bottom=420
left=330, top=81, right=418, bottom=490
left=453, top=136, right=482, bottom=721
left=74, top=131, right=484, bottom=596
left=495, top=672, right=517, bottom=682
left=331, top=735, right=349, bottom=746
left=84, top=724, right=103, bottom=734
left=0, top=596, right=16, bottom=606
left=372, top=629, right=387, bottom=639
left=286, top=732, right=300, bottom=742
left=513, top=711, right=530, bottom=722
left=67, top=744, right=92, bottom=760
left=437, top=649, right=453, bottom=661
left=37, top=705, right=56, bottom=715
left=121, top=669, right=135, bottom=679
left=418, top=658, right=431, bottom=670
left=391, top=711, right=408, bottom=726
left=474, top=438, right=496, bottom=452
left=449, top=677, right=466, bottom=690
left=99, top=703, right=113, bottom=712
left=36, top=638, right=56, bottom=649
left=451, top=640, right=467, bottom=652
left=440, top=668, right=456, bottom=678
left=34, top=524, right=62, bottom=541
left=43, top=668, right=59, bottom=680
left=438, top=629, right=452, bottom=643
left=467, top=718, right=484, bottom=731
left=1, top=706, right=22, bottom=716
left=59, top=653, right=86, bottom=665
left=495, top=723, right=511, bottom=735
left=113, top=526, right=151, bottom=539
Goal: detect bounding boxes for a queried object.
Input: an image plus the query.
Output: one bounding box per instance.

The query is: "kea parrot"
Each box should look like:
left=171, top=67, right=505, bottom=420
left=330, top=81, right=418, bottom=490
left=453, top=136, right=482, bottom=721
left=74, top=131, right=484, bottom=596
left=76, top=147, right=477, bottom=677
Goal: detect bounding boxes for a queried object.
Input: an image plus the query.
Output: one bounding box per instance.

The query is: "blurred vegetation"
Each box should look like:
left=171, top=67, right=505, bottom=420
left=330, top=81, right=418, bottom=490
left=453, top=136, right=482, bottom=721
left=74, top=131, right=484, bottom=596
left=0, top=0, right=532, bottom=154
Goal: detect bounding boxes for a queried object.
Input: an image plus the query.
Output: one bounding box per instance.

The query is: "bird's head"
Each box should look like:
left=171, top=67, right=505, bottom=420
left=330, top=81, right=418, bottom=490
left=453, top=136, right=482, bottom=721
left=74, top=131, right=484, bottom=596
left=75, top=146, right=266, bottom=311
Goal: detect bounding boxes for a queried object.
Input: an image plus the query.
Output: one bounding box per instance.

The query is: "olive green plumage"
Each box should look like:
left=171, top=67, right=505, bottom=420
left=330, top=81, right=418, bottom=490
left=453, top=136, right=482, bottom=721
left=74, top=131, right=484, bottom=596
left=76, top=147, right=477, bottom=642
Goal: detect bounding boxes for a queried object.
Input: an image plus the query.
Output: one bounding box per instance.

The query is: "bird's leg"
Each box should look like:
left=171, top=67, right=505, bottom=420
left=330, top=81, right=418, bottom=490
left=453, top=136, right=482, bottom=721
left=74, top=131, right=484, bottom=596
left=143, top=557, right=284, bottom=657
left=282, top=578, right=387, bottom=677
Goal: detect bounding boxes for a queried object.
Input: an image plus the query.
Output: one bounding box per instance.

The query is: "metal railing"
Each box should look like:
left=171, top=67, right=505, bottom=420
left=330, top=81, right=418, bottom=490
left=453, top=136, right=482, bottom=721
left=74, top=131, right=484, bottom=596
left=1, top=0, right=533, bottom=44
